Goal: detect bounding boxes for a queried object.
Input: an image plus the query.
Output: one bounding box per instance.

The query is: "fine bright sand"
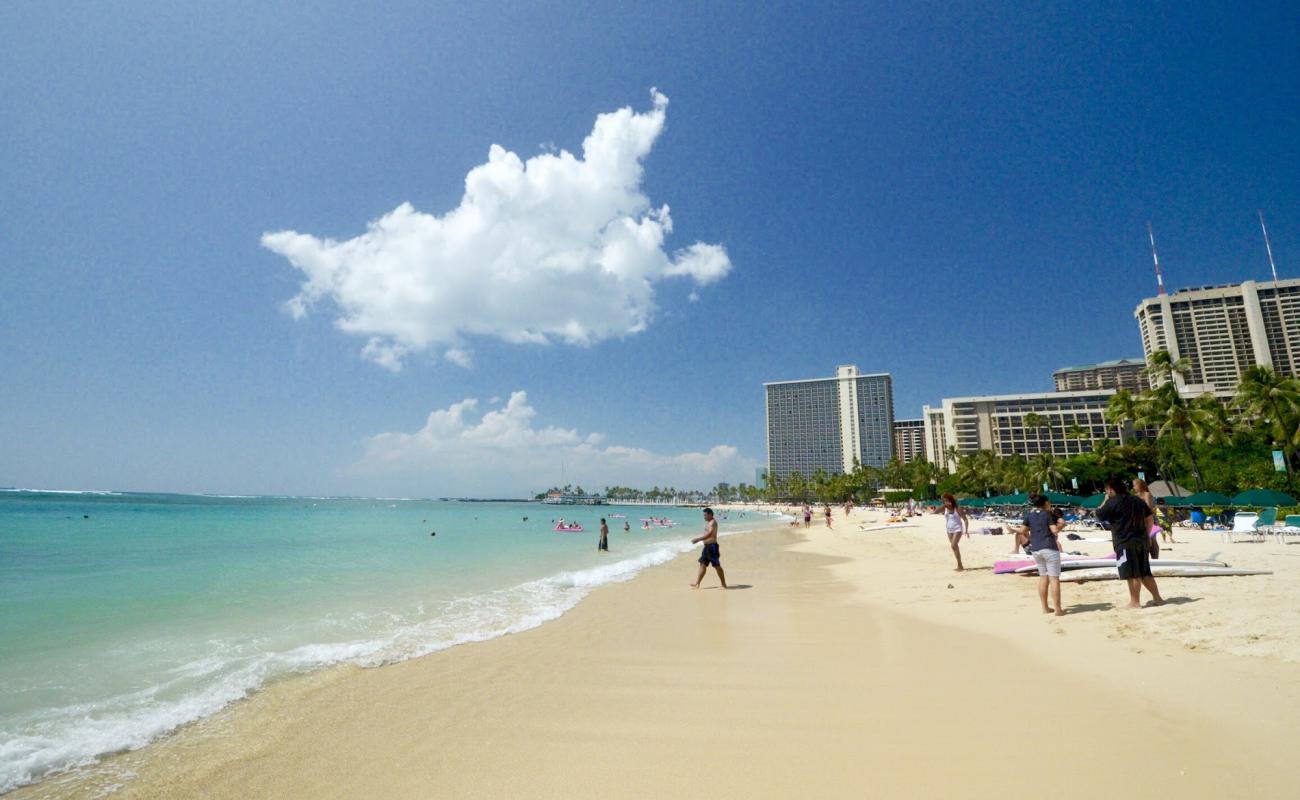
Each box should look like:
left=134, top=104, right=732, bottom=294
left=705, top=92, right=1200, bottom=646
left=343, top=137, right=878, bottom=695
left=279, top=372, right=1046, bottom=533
left=22, top=508, right=1300, bottom=799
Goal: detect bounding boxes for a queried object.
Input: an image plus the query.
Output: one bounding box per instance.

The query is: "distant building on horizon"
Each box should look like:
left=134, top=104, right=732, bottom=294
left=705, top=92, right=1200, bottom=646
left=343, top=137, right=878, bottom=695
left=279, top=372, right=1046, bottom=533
left=923, top=389, right=1140, bottom=471
left=764, top=365, right=894, bottom=482
left=1135, top=277, right=1300, bottom=396
left=1053, top=359, right=1146, bottom=393
left=892, top=419, right=926, bottom=464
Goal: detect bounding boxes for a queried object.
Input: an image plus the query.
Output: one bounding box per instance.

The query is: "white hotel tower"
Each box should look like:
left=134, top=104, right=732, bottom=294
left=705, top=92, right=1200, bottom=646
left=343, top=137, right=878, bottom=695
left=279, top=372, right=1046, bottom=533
left=1134, top=278, right=1300, bottom=395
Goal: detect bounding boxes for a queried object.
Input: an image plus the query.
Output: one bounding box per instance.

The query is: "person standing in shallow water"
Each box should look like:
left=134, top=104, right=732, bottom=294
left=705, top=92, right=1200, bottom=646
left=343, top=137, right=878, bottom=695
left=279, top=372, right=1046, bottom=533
left=598, top=518, right=609, bottom=552
left=941, top=494, right=969, bottom=571
left=690, top=508, right=727, bottom=589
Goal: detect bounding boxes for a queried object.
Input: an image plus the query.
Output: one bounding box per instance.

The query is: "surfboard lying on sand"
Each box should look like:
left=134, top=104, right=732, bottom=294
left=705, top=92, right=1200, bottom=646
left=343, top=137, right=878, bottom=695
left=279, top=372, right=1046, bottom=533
left=1009, top=558, right=1228, bottom=575
left=992, top=554, right=1100, bottom=574
left=1059, top=565, right=1271, bottom=583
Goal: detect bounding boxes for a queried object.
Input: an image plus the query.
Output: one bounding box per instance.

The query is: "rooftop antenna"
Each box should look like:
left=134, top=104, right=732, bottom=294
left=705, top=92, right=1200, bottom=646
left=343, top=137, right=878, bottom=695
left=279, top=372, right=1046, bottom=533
left=1259, top=210, right=1280, bottom=285
left=1147, top=221, right=1167, bottom=295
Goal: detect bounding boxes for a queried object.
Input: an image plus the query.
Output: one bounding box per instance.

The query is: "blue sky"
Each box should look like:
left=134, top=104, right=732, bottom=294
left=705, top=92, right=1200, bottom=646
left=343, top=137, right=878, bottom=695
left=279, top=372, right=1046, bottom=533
left=2, top=1, right=1297, bottom=496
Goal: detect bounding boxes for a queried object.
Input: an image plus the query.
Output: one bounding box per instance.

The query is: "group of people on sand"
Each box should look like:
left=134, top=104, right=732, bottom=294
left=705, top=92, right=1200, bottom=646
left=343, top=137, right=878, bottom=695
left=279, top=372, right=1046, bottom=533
left=793, top=503, right=835, bottom=528
left=941, top=475, right=1171, bottom=615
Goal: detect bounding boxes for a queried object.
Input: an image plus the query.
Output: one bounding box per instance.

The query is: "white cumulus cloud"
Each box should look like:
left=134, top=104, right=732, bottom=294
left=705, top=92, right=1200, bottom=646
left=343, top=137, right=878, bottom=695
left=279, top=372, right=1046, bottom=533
left=262, top=90, right=731, bottom=370
left=349, top=391, right=757, bottom=497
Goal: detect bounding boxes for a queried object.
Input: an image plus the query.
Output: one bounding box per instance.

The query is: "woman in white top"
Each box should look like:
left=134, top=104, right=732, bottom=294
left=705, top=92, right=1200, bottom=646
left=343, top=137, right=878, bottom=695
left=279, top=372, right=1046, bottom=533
left=941, top=493, right=970, bottom=571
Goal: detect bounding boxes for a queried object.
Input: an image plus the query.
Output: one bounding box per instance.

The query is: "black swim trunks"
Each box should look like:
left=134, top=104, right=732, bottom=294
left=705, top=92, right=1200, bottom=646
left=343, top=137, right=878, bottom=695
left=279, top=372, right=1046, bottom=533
left=1116, top=541, right=1152, bottom=579
left=698, top=542, right=721, bottom=567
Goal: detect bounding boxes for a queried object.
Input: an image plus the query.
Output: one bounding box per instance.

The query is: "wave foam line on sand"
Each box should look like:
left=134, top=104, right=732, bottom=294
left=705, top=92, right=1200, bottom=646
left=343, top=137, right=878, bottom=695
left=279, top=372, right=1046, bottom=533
left=0, top=530, right=752, bottom=795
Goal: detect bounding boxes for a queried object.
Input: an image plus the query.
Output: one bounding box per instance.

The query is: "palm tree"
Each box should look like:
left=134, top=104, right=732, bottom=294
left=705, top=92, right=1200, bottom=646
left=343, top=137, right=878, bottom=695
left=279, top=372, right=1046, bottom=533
left=943, top=446, right=961, bottom=474
left=1064, top=423, right=1087, bottom=455
left=999, top=453, right=1030, bottom=493
left=1234, top=366, right=1300, bottom=488
left=1092, top=437, right=1119, bottom=470
left=1136, top=383, right=1222, bottom=491
left=811, top=469, right=832, bottom=503
left=1105, top=389, right=1139, bottom=444
left=786, top=472, right=809, bottom=503
left=955, top=449, right=993, bottom=494
left=1142, top=349, right=1193, bottom=385
left=1022, top=412, right=1054, bottom=456
left=1029, top=453, right=1064, bottom=491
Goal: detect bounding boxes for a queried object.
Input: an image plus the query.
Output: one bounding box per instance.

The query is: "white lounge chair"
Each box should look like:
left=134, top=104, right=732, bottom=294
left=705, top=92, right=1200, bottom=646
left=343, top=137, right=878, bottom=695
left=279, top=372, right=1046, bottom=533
left=1227, top=512, right=1258, bottom=543
left=1273, top=513, right=1300, bottom=544
left=1226, top=510, right=1268, bottom=543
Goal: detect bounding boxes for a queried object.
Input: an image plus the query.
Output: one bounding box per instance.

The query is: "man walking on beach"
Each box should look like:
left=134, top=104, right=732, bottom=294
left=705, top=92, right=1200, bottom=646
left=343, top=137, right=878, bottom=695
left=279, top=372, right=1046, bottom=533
left=1096, top=477, right=1165, bottom=609
left=690, top=508, right=727, bottom=589
left=598, top=518, right=609, bottom=552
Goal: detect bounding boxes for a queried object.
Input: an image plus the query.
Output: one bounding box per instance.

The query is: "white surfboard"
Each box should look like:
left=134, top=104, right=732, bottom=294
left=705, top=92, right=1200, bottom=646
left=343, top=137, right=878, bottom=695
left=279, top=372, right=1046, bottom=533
left=1012, top=558, right=1227, bottom=574
left=1060, top=565, right=1271, bottom=583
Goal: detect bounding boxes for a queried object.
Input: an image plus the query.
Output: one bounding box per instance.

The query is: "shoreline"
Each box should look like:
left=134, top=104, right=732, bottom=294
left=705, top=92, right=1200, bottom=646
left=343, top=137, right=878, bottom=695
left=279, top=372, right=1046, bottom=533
left=16, top=509, right=1300, bottom=798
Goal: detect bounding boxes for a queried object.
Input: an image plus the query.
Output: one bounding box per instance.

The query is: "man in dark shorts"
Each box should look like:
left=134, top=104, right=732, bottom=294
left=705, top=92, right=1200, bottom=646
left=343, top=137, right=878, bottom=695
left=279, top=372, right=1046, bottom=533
left=1096, top=476, right=1165, bottom=609
left=690, top=507, right=728, bottom=589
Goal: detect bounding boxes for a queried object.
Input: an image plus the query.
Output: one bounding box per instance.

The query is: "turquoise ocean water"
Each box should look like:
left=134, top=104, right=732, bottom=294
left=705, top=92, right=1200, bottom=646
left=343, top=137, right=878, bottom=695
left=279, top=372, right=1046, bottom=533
left=0, top=490, right=770, bottom=793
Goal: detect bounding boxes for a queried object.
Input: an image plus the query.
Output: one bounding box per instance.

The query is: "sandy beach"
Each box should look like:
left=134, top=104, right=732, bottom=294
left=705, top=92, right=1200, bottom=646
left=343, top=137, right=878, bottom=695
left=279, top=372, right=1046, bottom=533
left=21, top=508, right=1300, bottom=799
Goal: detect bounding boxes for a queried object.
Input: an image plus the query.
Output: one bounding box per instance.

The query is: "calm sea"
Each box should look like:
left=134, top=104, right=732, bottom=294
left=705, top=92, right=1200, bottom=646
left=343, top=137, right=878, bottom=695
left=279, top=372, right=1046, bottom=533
left=0, top=490, right=771, bottom=793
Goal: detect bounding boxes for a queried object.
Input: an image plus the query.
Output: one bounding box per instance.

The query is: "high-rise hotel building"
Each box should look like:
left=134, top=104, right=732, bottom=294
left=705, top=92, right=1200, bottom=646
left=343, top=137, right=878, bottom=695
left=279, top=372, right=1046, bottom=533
left=1135, top=278, right=1300, bottom=395
left=764, top=365, right=894, bottom=482
left=892, top=419, right=927, bottom=464
left=1053, top=359, right=1147, bottom=393
left=923, top=390, right=1135, bottom=471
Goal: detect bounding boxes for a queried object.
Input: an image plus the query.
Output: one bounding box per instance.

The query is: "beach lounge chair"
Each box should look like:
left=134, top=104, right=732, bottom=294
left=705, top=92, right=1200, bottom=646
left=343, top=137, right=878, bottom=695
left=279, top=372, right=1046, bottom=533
left=1225, top=511, right=1261, bottom=543
left=1227, top=509, right=1277, bottom=542
left=1273, top=514, right=1300, bottom=544
left=1256, top=507, right=1278, bottom=538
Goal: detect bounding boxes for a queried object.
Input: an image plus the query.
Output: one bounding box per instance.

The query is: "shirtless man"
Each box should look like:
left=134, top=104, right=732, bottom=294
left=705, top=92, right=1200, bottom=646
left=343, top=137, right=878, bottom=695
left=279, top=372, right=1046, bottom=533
left=690, top=507, right=728, bottom=589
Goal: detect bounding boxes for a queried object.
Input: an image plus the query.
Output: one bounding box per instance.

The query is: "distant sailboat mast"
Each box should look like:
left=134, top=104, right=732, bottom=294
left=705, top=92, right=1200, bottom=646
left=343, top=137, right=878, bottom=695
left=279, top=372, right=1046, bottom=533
left=1147, top=221, right=1167, bottom=296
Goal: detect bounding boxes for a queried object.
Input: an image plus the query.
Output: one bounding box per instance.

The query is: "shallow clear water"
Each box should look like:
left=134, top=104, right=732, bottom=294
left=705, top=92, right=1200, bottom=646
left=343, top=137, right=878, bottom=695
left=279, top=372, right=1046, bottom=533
left=0, top=490, right=766, bottom=792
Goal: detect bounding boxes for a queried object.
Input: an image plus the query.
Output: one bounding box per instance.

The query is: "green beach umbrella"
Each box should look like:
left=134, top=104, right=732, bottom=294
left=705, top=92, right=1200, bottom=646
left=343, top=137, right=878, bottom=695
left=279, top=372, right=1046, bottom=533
left=1231, top=488, right=1297, bottom=507
left=1002, top=492, right=1030, bottom=505
left=1159, top=495, right=1188, bottom=507
left=1184, top=491, right=1233, bottom=506
left=957, top=497, right=984, bottom=507
left=1041, top=491, right=1085, bottom=506
left=1080, top=493, right=1106, bottom=509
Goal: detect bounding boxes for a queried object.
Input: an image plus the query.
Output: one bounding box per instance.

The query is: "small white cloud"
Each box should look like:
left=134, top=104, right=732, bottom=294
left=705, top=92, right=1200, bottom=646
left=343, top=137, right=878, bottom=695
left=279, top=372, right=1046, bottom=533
left=263, top=90, right=731, bottom=370
left=361, top=339, right=408, bottom=373
left=349, top=391, right=756, bottom=496
left=444, top=348, right=473, bottom=368
left=687, top=290, right=700, bottom=303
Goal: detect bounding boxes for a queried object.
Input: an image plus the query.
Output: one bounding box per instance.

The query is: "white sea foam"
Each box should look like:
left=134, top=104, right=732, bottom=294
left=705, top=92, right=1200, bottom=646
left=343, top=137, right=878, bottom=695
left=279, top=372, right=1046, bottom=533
left=0, top=532, right=738, bottom=794
left=2, top=488, right=122, bottom=495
